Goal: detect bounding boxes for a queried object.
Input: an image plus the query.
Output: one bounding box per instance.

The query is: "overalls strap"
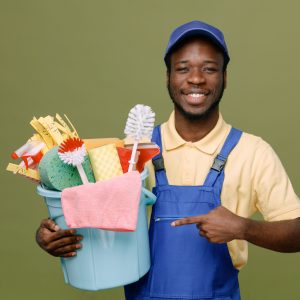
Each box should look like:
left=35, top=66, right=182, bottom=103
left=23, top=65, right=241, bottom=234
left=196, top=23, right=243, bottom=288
left=204, top=127, right=243, bottom=187
left=151, top=125, right=169, bottom=186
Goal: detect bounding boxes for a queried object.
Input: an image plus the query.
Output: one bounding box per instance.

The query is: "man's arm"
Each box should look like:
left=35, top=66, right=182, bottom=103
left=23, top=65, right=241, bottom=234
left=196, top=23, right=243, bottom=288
left=172, top=206, right=300, bottom=253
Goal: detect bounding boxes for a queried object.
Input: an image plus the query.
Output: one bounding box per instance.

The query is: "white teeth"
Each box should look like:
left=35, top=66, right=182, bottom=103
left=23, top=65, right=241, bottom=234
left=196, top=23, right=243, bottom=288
left=189, top=93, right=205, bottom=97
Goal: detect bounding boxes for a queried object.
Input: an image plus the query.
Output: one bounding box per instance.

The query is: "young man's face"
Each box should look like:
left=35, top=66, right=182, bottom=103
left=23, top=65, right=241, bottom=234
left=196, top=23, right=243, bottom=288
left=167, top=37, right=226, bottom=121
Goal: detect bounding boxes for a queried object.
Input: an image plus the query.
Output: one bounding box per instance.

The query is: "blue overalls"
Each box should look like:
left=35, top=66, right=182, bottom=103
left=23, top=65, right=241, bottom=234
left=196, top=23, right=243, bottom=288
left=125, top=125, right=243, bottom=300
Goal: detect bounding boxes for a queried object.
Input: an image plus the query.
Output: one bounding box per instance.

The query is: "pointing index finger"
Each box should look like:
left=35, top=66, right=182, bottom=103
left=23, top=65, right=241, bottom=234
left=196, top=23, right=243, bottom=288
left=171, top=215, right=205, bottom=227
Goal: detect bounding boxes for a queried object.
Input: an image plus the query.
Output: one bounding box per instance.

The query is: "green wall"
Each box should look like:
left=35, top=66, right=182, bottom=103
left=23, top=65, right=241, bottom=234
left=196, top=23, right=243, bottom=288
left=1, top=1, right=300, bottom=299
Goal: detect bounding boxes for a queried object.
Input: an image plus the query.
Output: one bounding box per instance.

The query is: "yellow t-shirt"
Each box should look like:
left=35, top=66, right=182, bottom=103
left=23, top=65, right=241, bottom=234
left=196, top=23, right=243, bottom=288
left=146, top=111, right=300, bottom=270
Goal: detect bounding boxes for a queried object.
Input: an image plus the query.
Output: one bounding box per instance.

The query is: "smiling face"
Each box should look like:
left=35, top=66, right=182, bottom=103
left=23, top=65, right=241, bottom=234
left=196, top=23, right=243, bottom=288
left=167, top=37, right=226, bottom=121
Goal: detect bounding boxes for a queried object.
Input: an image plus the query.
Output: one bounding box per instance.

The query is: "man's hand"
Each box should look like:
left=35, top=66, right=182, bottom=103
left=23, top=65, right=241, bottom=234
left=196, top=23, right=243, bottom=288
left=36, top=219, right=83, bottom=257
left=171, top=206, right=247, bottom=243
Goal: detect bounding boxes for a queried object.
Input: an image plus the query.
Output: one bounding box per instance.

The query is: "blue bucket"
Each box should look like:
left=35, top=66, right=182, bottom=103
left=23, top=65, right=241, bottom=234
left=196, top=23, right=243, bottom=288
left=36, top=169, right=156, bottom=291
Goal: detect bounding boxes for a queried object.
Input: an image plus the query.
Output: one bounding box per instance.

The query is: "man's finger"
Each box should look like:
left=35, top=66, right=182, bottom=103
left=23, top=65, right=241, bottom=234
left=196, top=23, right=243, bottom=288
left=171, top=215, right=206, bottom=227
left=47, top=229, right=79, bottom=242
left=49, top=235, right=83, bottom=250
left=40, top=219, right=61, bottom=232
left=199, top=230, right=207, bottom=237
left=61, top=252, right=77, bottom=258
left=53, top=244, right=82, bottom=257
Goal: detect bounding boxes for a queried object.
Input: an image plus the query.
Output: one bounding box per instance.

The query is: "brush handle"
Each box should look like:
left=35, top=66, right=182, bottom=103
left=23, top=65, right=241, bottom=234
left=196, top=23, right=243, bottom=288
left=128, top=140, right=138, bottom=172
left=76, top=163, right=89, bottom=185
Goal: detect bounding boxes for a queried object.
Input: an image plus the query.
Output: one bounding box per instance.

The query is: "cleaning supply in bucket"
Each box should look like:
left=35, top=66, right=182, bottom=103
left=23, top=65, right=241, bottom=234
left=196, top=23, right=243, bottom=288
left=30, top=114, right=79, bottom=149
left=6, top=113, right=80, bottom=182
left=124, top=104, right=155, bottom=172
left=88, top=143, right=123, bottom=181
left=8, top=140, right=45, bottom=180
left=58, top=137, right=90, bottom=185
left=118, top=144, right=160, bottom=173
left=39, top=146, right=95, bottom=191
left=6, top=163, right=40, bottom=182
left=61, top=170, right=141, bottom=231
left=11, top=140, right=45, bottom=170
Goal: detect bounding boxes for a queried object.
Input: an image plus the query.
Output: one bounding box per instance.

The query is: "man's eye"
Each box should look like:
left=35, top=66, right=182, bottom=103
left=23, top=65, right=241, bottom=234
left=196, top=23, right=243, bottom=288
left=203, top=67, right=218, bottom=73
left=176, top=67, right=189, bottom=73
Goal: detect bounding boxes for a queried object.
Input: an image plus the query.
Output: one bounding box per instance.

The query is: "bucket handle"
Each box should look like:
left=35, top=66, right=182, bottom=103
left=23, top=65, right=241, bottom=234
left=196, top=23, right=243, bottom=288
left=142, top=187, right=156, bottom=206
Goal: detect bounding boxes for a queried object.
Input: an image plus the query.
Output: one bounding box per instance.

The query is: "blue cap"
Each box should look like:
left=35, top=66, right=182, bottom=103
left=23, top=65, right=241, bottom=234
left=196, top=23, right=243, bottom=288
left=164, top=20, right=230, bottom=65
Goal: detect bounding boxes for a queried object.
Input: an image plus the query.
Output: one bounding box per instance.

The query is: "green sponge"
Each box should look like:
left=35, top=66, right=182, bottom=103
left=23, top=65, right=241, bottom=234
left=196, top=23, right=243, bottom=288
left=39, top=146, right=95, bottom=191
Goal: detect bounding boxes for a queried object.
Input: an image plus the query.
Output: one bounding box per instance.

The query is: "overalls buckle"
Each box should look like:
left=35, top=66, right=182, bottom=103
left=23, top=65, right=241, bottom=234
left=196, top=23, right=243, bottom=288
left=211, top=156, right=227, bottom=172
left=153, top=158, right=165, bottom=171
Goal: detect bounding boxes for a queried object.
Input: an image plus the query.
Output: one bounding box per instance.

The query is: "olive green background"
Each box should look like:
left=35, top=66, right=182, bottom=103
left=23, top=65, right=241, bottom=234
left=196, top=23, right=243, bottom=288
left=1, top=1, right=300, bottom=299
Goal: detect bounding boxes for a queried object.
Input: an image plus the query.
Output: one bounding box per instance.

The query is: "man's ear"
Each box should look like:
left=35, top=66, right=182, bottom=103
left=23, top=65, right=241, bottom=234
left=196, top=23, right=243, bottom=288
left=166, top=71, right=170, bottom=87
left=223, top=70, right=227, bottom=89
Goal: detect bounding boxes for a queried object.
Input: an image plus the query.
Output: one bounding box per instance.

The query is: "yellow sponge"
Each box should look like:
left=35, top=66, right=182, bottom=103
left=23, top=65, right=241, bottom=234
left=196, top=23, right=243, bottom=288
left=88, top=144, right=123, bottom=181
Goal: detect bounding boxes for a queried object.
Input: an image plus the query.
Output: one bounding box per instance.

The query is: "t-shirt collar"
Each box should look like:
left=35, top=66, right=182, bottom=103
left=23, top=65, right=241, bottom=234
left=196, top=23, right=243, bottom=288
left=164, top=111, right=229, bottom=155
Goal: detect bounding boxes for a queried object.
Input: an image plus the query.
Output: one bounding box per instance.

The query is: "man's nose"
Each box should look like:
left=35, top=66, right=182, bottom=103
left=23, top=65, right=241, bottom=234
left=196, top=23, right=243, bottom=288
left=187, top=69, right=205, bottom=85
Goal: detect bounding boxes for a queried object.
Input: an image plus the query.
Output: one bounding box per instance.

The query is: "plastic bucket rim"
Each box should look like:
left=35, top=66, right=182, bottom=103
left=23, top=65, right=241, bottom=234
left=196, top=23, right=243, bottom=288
left=37, top=168, right=150, bottom=199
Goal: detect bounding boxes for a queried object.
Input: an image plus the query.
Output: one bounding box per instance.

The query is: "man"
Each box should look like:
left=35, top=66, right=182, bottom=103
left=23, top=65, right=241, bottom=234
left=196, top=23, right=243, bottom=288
left=36, top=21, right=300, bottom=299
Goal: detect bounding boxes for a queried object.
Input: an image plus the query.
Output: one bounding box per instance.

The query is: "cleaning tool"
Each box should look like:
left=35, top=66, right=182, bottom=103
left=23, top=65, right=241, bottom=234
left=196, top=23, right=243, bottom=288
left=124, top=104, right=155, bottom=172
left=6, top=163, right=40, bottom=181
left=6, top=113, right=81, bottom=183
left=88, top=144, right=123, bottom=181
left=116, top=147, right=138, bottom=173
left=11, top=140, right=45, bottom=173
left=29, top=114, right=79, bottom=149
left=29, top=133, right=49, bottom=154
left=58, top=137, right=90, bottom=185
left=39, top=146, right=95, bottom=191
left=61, top=170, right=142, bottom=231
left=117, top=145, right=160, bottom=173
left=55, top=113, right=79, bottom=138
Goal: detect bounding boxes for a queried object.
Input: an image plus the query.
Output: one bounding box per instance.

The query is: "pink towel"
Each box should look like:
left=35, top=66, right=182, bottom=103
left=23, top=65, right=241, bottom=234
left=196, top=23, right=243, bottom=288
left=61, top=171, right=142, bottom=231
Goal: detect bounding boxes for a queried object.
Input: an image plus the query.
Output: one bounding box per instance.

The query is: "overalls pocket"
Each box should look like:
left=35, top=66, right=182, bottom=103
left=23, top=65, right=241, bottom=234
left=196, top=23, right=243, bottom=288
left=150, top=215, right=219, bottom=298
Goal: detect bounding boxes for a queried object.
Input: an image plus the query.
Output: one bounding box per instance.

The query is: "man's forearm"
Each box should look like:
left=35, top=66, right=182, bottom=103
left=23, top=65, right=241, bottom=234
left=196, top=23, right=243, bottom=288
left=243, top=217, right=300, bottom=252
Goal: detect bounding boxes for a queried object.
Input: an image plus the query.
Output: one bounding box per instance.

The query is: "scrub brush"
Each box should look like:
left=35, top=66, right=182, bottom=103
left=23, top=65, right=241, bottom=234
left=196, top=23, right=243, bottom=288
left=124, top=104, right=155, bottom=172
left=58, top=137, right=89, bottom=185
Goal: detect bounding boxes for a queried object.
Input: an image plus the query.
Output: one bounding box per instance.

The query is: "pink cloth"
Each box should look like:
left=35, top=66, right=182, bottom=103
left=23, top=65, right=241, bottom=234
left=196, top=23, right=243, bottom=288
left=61, top=171, right=142, bottom=231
